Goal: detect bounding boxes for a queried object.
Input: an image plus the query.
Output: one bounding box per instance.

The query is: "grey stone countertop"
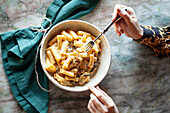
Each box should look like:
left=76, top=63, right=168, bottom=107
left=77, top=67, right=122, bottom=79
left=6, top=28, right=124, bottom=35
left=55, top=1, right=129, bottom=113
left=0, top=0, right=170, bottom=113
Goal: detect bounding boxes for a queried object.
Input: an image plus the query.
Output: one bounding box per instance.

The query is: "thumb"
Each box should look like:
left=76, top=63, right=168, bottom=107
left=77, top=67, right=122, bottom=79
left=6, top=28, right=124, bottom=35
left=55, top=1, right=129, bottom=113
left=117, top=8, right=131, bottom=23
left=112, top=7, right=118, bottom=21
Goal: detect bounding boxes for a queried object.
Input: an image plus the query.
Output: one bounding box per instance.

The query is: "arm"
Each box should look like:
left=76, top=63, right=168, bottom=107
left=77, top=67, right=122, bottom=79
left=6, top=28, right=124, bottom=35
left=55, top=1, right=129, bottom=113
left=134, top=26, right=170, bottom=56
left=112, top=4, right=170, bottom=56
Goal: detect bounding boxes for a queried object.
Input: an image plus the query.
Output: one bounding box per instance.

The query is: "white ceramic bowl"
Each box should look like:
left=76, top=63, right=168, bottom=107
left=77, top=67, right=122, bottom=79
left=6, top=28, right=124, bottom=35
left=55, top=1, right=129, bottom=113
left=40, top=20, right=111, bottom=92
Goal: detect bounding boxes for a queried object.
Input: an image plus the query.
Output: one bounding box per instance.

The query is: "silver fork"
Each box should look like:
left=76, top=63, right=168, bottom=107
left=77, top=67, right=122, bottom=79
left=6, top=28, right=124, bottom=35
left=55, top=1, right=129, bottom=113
left=85, top=9, right=127, bottom=52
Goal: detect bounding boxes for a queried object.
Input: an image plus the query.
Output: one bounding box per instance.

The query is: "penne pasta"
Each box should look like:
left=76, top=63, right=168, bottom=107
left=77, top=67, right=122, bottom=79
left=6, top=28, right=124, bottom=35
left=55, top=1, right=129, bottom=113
left=60, top=69, right=75, bottom=77
left=74, top=40, right=84, bottom=47
left=61, top=30, right=73, bottom=41
left=76, top=47, right=85, bottom=53
left=65, top=76, right=79, bottom=82
left=77, top=31, right=91, bottom=36
left=61, top=40, right=69, bottom=53
left=46, top=50, right=56, bottom=64
left=88, top=54, right=94, bottom=69
left=92, top=43, right=99, bottom=55
left=48, top=35, right=58, bottom=46
left=45, top=63, right=57, bottom=73
left=68, top=30, right=78, bottom=39
left=79, top=52, right=88, bottom=58
left=96, top=39, right=101, bottom=44
left=86, top=36, right=92, bottom=42
left=50, top=47, right=61, bottom=61
left=70, top=68, right=78, bottom=73
left=45, top=56, right=51, bottom=65
left=62, top=56, right=74, bottom=69
left=54, top=73, right=72, bottom=86
left=57, top=35, right=65, bottom=50
left=81, top=34, right=87, bottom=43
left=45, top=30, right=101, bottom=86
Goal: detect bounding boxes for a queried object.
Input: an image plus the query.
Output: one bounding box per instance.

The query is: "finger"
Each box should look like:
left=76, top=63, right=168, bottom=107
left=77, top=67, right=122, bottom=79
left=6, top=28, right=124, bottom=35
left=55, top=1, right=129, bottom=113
left=113, top=21, right=121, bottom=36
left=112, top=4, right=128, bottom=21
left=112, top=4, right=121, bottom=21
left=89, top=86, right=110, bottom=106
left=117, top=7, right=132, bottom=24
left=121, top=24, right=131, bottom=37
left=95, top=86, right=117, bottom=110
left=88, top=103, right=95, bottom=113
left=112, top=4, right=125, bottom=21
left=112, top=4, right=118, bottom=21
left=116, top=4, right=137, bottom=20
left=90, top=93, right=109, bottom=113
left=89, top=99, right=102, bottom=113
left=94, top=86, right=116, bottom=108
left=126, top=7, right=136, bottom=18
left=96, top=86, right=112, bottom=100
left=91, top=90, right=119, bottom=113
left=118, top=18, right=131, bottom=37
left=117, top=18, right=126, bottom=34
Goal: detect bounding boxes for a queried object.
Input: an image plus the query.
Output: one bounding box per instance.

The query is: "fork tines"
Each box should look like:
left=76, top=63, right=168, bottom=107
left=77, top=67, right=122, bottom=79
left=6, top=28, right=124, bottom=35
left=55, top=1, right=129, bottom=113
left=85, top=41, right=94, bottom=52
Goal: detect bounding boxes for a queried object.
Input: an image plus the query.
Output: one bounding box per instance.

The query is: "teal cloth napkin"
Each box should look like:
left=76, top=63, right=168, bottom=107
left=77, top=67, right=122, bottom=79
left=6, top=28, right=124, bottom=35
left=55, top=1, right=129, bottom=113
left=0, top=0, right=100, bottom=113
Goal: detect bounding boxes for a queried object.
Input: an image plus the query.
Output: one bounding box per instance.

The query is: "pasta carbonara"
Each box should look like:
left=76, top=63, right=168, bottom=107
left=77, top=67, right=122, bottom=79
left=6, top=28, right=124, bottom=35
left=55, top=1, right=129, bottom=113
left=45, top=30, right=101, bottom=86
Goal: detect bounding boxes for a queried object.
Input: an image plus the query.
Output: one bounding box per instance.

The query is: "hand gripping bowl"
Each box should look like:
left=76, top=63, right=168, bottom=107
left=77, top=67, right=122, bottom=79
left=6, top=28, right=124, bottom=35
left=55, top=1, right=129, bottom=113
left=40, top=20, right=111, bottom=92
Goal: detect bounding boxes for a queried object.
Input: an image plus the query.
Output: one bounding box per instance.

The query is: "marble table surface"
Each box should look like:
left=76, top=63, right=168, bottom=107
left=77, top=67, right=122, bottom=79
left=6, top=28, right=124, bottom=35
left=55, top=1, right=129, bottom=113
left=0, top=0, right=170, bottom=113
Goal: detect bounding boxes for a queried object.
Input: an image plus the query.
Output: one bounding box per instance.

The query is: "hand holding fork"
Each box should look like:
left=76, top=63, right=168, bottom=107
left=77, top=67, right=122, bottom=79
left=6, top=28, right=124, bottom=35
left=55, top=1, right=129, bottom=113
left=85, top=9, right=127, bottom=52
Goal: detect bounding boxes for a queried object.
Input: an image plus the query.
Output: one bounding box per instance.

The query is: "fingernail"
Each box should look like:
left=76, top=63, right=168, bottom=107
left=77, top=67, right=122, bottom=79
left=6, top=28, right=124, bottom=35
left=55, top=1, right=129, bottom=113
left=96, top=86, right=100, bottom=89
left=90, top=93, right=93, bottom=98
left=117, top=8, right=121, bottom=13
left=96, top=86, right=102, bottom=91
left=88, top=85, right=95, bottom=90
left=90, top=93, right=95, bottom=99
left=88, top=86, right=93, bottom=90
left=88, top=85, right=94, bottom=88
left=119, top=33, right=121, bottom=37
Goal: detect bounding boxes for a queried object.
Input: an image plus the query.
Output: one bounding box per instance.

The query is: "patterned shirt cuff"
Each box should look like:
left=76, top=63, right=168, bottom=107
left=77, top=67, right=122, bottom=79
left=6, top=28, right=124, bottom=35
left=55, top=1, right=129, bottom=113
left=133, top=25, right=170, bottom=56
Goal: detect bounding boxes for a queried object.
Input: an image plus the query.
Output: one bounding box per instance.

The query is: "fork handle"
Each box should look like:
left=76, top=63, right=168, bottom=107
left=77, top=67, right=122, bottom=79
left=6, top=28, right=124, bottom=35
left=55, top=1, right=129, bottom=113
left=102, top=15, right=121, bottom=34
left=94, top=15, right=121, bottom=42
left=102, top=8, right=127, bottom=34
left=94, top=8, right=127, bottom=42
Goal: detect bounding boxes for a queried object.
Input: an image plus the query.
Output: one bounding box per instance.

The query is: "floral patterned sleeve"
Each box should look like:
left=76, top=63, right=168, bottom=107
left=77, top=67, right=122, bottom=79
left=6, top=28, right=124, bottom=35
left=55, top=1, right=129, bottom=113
left=134, top=25, right=170, bottom=56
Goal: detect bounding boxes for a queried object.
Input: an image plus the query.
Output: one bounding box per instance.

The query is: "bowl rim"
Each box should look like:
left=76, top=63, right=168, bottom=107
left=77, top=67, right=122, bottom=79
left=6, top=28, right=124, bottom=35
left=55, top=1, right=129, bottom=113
left=40, top=19, right=111, bottom=92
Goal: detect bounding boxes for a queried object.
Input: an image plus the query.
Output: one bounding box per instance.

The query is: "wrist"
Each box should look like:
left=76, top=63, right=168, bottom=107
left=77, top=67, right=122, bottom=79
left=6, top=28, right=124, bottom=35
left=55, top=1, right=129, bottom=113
left=134, top=26, right=143, bottom=40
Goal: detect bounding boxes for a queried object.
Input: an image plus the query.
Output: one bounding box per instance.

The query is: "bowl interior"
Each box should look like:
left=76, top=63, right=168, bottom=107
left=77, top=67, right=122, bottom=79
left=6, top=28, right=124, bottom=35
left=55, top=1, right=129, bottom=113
left=40, top=20, right=111, bottom=92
